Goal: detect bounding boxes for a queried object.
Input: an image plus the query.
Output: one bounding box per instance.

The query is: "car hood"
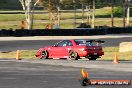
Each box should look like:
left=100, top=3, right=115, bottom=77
left=39, top=46, right=52, bottom=50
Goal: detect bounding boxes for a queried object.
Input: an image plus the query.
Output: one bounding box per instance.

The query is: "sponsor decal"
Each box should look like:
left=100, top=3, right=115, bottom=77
left=79, top=68, right=131, bottom=86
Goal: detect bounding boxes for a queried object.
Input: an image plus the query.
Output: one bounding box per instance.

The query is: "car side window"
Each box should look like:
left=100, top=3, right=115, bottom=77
left=56, top=40, right=73, bottom=47
left=57, top=41, right=67, bottom=47
left=66, top=41, right=73, bottom=46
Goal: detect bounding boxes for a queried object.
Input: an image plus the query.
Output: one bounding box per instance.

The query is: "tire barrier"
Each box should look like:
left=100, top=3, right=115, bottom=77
left=0, top=29, right=13, bottom=36
left=0, top=27, right=132, bottom=37
left=13, top=29, right=30, bottom=37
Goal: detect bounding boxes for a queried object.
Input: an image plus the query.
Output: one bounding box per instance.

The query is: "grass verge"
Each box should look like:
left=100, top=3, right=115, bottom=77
left=100, top=47, right=132, bottom=60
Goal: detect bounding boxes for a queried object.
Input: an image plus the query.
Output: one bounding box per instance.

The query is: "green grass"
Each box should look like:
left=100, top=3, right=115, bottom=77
left=0, top=14, right=25, bottom=21
left=95, top=7, right=111, bottom=17
left=0, top=7, right=130, bottom=29
left=0, top=47, right=132, bottom=60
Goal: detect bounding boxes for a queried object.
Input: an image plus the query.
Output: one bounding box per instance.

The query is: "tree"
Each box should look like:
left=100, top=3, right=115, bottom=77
left=126, top=0, right=131, bottom=26
left=19, top=0, right=41, bottom=29
left=111, top=0, right=114, bottom=27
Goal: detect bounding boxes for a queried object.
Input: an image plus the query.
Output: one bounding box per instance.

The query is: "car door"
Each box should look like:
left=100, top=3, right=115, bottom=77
left=64, top=40, right=73, bottom=56
left=50, top=40, right=68, bottom=58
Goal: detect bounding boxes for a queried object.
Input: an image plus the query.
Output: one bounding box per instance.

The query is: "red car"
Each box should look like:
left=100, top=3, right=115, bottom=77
left=35, top=40, right=104, bottom=60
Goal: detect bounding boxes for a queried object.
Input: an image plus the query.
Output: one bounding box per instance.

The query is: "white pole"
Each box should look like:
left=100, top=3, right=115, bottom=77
left=82, top=1, right=84, bottom=23
left=126, top=0, right=130, bottom=26
left=27, top=0, right=32, bottom=29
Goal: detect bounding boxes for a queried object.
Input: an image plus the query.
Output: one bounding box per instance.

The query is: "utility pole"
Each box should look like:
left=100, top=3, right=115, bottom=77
left=91, top=0, right=95, bottom=28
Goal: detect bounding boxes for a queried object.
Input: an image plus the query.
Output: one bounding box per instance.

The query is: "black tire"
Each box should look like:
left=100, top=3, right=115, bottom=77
left=41, top=50, right=48, bottom=59
left=69, top=50, right=78, bottom=60
left=88, top=56, right=98, bottom=60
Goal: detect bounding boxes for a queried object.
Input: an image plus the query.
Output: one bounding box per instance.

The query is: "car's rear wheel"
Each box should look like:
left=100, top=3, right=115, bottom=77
left=69, top=50, right=78, bottom=60
left=41, top=50, right=48, bottom=59
left=88, top=55, right=98, bottom=60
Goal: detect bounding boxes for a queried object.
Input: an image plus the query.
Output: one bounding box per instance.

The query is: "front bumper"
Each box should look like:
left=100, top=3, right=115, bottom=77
left=35, top=51, right=41, bottom=58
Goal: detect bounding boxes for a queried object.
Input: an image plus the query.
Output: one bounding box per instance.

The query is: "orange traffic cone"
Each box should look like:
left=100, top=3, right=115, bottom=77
left=81, top=68, right=89, bottom=78
left=16, top=50, right=21, bottom=60
left=113, top=52, right=119, bottom=64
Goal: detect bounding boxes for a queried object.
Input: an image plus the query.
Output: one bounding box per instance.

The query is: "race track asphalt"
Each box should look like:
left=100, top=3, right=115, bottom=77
left=0, top=37, right=132, bottom=51
left=0, top=60, right=131, bottom=88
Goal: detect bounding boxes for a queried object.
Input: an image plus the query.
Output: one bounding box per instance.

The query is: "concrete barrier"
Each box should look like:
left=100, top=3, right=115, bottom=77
left=119, top=42, right=132, bottom=52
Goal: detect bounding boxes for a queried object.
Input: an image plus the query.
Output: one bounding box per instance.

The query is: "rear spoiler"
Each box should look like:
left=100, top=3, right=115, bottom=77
left=86, top=40, right=105, bottom=44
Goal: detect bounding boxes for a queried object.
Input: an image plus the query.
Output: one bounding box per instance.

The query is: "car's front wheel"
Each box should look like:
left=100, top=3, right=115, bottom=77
left=69, top=50, right=78, bottom=60
left=41, top=50, right=48, bottom=59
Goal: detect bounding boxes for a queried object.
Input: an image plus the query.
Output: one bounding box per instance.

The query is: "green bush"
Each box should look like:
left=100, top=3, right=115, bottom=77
left=113, top=6, right=123, bottom=17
